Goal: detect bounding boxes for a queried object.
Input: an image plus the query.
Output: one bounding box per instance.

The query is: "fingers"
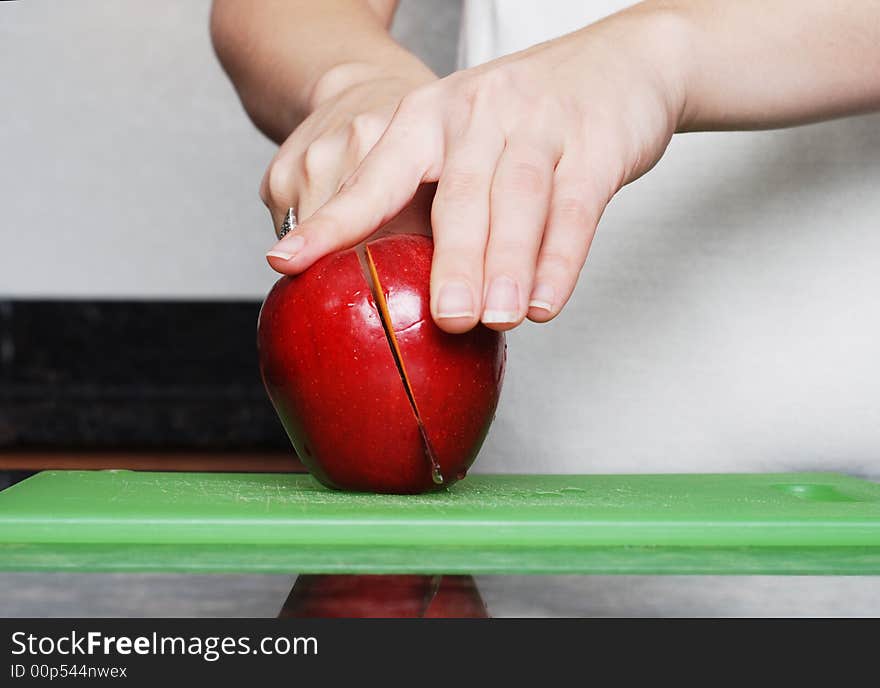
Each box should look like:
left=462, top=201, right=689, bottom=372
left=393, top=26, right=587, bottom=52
left=260, top=136, right=346, bottom=235
left=266, top=100, right=442, bottom=275
left=429, top=125, right=504, bottom=334
left=260, top=146, right=299, bottom=232
left=261, top=114, right=389, bottom=239
left=526, top=152, right=606, bottom=324
left=480, top=139, right=556, bottom=331
left=260, top=74, right=609, bottom=331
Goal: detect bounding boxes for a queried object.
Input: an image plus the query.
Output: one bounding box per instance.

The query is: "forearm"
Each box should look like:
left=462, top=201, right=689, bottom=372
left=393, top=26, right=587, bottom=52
left=210, top=0, right=434, bottom=142
left=646, top=0, right=880, bottom=131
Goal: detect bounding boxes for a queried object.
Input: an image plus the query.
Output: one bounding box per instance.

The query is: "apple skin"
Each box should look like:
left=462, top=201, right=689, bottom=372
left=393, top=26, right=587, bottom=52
left=257, top=233, right=505, bottom=494
left=278, top=575, right=489, bottom=618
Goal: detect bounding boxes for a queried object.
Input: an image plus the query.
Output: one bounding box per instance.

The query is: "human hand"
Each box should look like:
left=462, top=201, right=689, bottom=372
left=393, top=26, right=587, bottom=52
left=265, top=7, right=690, bottom=333
left=260, top=62, right=435, bottom=231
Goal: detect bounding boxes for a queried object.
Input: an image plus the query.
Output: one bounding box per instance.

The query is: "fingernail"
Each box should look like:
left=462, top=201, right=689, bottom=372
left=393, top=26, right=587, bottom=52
left=436, top=280, right=474, bottom=319
left=266, top=250, right=295, bottom=261
left=528, top=283, right=555, bottom=312
left=482, top=276, right=520, bottom=324
left=266, top=234, right=305, bottom=261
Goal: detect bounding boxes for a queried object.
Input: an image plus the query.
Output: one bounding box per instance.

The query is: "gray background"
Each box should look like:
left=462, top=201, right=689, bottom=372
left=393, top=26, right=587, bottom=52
left=0, top=0, right=460, bottom=298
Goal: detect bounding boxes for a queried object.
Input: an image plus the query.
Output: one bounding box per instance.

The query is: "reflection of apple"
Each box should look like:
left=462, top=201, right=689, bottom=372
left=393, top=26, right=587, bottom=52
left=258, top=234, right=505, bottom=494
left=278, top=575, right=489, bottom=618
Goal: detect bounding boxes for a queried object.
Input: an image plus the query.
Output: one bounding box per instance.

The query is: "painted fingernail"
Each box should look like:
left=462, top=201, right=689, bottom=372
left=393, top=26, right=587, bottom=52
left=528, top=283, right=555, bottom=312
left=266, top=234, right=305, bottom=261
left=436, top=280, right=475, bottom=319
left=482, top=276, right=520, bottom=324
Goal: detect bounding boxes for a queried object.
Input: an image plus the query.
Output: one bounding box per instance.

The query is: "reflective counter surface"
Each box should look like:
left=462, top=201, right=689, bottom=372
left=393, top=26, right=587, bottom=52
left=3, top=573, right=880, bottom=618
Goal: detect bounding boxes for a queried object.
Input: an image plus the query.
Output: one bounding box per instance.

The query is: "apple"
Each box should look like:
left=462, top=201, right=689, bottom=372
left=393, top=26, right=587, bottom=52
left=278, top=575, right=489, bottom=618
left=257, top=233, right=505, bottom=494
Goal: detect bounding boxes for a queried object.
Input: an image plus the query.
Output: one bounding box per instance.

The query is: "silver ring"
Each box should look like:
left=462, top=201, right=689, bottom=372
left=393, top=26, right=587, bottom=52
left=277, top=207, right=297, bottom=239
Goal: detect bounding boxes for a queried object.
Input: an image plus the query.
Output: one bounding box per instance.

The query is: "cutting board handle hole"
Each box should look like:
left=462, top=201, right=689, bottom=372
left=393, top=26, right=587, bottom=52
left=771, top=483, right=873, bottom=503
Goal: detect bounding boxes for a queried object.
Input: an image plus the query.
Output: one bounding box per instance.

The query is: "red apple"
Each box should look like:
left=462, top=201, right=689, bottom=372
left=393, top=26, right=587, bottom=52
left=257, top=233, right=505, bottom=494
left=278, top=575, right=489, bottom=618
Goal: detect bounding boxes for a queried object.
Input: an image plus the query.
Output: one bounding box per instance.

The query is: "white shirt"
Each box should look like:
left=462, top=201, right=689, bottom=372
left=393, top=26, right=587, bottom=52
left=460, top=1, right=880, bottom=477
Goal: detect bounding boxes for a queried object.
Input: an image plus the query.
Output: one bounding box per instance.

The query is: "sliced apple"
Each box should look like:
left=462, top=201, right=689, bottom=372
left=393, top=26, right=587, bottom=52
left=258, top=233, right=505, bottom=494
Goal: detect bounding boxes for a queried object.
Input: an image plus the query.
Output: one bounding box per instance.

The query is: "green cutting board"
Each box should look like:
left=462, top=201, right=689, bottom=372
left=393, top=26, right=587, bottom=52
left=1, top=470, right=879, bottom=574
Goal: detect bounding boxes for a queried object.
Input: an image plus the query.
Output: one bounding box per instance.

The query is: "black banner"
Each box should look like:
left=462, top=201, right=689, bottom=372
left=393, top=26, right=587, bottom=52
left=1, top=618, right=875, bottom=684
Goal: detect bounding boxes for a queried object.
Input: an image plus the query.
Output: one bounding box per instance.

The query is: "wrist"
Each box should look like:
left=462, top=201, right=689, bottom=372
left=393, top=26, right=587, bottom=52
left=603, top=2, right=696, bottom=133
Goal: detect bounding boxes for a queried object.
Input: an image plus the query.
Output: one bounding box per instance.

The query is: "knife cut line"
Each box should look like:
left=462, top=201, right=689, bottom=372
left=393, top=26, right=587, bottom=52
left=359, top=244, right=444, bottom=485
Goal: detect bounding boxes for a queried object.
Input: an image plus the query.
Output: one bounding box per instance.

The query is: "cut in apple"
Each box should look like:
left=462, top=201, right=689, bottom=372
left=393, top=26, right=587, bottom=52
left=364, top=243, right=444, bottom=485
left=364, top=234, right=505, bottom=489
